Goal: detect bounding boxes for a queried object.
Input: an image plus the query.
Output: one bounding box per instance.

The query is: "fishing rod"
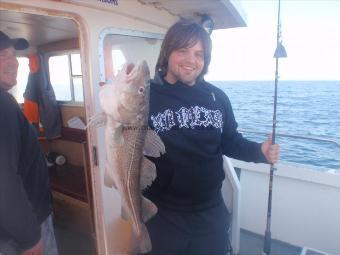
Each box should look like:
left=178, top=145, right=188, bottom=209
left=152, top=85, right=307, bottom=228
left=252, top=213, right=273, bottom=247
left=263, top=0, right=287, bottom=254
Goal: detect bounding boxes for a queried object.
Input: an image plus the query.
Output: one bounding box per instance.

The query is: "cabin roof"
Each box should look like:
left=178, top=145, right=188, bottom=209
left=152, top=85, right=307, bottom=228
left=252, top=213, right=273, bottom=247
left=0, top=0, right=246, bottom=51
left=0, top=10, right=78, bottom=50
left=137, top=0, right=247, bottom=29
left=61, top=0, right=247, bottom=30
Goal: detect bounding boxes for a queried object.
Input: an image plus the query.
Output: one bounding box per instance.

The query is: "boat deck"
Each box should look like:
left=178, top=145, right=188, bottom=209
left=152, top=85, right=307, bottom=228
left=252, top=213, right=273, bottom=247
left=54, top=223, right=303, bottom=255
left=240, top=229, right=302, bottom=255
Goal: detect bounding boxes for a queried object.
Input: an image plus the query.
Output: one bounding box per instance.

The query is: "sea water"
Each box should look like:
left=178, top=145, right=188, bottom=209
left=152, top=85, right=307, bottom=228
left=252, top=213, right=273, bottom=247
left=210, top=80, right=340, bottom=172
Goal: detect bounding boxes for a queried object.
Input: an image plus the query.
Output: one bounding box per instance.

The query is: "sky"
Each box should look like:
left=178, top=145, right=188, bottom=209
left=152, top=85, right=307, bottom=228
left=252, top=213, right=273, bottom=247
left=206, top=0, right=340, bottom=81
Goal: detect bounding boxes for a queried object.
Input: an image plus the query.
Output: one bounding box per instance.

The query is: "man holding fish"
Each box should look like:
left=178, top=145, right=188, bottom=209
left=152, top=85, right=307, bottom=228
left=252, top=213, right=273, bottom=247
left=142, top=20, right=280, bottom=255
left=95, top=20, right=279, bottom=255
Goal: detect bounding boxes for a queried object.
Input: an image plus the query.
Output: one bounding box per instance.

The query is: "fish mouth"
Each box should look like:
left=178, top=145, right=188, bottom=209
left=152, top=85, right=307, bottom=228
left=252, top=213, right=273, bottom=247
left=125, top=61, right=150, bottom=84
left=126, top=63, right=135, bottom=75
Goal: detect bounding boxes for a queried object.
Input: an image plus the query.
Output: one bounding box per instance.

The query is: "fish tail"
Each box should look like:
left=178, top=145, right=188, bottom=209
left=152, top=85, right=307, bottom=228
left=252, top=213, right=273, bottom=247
left=131, top=223, right=152, bottom=254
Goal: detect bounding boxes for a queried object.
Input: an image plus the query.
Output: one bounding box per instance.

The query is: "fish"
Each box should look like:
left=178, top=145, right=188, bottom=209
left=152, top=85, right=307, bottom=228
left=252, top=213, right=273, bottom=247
left=89, top=61, right=165, bottom=254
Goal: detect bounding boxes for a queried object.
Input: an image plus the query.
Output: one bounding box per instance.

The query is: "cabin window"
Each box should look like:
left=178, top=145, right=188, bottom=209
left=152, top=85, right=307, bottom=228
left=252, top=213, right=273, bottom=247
left=111, top=49, right=126, bottom=76
left=9, top=57, right=30, bottom=103
left=101, top=31, right=163, bottom=83
left=48, top=53, right=84, bottom=103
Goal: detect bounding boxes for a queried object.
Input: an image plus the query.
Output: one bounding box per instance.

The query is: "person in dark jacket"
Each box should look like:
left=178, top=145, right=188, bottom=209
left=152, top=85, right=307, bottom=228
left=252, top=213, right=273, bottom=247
left=143, top=21, right=280, bottom=255
left=0, top=31, right=58, bottom=255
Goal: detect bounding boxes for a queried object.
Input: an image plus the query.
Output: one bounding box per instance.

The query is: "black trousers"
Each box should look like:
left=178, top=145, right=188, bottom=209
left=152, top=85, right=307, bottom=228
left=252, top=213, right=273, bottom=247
left=142, top=202, right=231, bottom=255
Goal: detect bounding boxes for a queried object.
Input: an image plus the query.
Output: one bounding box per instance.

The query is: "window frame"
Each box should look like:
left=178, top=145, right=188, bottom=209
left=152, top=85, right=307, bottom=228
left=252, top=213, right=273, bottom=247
left=98, top=27, right=164, bottom=84
left=46, top=50, right=84, bottom=106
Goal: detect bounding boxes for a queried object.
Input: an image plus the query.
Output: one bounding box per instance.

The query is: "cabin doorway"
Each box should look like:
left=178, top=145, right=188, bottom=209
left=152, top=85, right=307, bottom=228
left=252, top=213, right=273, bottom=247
left=0, top=9, right=96, bottom=255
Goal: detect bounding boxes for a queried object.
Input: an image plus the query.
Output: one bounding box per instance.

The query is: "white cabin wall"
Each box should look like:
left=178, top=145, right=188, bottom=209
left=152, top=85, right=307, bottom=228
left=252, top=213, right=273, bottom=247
left=233, top=159, right=340, bottom=255
left=1, top=1, right=177, bottom=254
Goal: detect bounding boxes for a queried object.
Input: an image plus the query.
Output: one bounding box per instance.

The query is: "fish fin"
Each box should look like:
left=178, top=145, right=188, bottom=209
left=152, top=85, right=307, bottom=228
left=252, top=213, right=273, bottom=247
left=141, top=196, right=158, bottom=223
left=112, top=124, right=125, bottom=145
left=121, top=204, right=130, bottom=220
left=140, top=157, right=157, bottom=190
left=86, top=112, right=107, bottom=129
left=143, top=129, right=165, bottom=157
left=131, top=223, right=152, bottom=254
left=104, top=161, right=117, bottom=189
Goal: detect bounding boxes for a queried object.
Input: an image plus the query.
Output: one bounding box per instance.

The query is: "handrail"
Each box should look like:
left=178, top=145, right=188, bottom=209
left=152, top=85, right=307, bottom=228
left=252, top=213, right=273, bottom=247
left=239, top=128, right=340, bottom=149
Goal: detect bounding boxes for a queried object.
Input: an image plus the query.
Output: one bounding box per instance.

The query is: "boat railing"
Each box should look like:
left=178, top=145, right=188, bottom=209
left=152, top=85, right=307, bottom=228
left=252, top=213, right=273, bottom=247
left=239, top=128, right=340, bottom=149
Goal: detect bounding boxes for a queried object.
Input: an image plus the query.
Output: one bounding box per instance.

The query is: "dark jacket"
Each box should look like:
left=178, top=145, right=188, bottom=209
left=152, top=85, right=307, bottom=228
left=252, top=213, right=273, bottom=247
left=144, top=74, right=267, bottom=212
left=0, top=88, right=52, bottom=250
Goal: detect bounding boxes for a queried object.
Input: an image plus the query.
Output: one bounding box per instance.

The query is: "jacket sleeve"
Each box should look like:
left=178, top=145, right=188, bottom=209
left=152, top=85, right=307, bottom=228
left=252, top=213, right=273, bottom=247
left=0, top=94, right=41, bottom=250
left=219, top=92, right=267, bottom=163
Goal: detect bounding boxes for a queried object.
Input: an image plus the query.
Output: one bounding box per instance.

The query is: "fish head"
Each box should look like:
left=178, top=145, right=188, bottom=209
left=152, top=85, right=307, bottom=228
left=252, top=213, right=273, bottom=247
left=99, top=61, right=150, bottom=124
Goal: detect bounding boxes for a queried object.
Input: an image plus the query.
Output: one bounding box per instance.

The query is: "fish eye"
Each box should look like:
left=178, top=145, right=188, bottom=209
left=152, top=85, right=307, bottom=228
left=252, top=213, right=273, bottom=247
left=138, top=87, right=145, bottom=94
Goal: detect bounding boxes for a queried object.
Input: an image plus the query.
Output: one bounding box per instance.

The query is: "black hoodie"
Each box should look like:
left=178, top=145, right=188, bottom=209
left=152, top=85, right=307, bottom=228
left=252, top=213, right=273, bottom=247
left=144, top=74, right=267, bottom=212
left=0, top=88, right=51, bottom=250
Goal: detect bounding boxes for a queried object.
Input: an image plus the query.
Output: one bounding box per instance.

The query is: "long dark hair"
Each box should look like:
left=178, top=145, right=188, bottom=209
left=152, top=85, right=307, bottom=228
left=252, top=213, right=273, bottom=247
left=155, top=20, right=212, bottom=80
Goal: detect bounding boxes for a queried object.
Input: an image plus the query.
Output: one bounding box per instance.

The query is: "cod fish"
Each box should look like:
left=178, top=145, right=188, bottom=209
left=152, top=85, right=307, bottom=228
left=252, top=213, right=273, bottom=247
left=89, top=61, right=165, bottom=254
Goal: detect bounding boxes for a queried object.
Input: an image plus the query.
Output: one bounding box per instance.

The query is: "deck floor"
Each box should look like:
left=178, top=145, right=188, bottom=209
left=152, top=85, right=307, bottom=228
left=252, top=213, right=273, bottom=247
left=240, top=229, right=302, bottom=255
left=54, top=224, right=303, bottom=255
left=54, top=221, right=95, bottom=255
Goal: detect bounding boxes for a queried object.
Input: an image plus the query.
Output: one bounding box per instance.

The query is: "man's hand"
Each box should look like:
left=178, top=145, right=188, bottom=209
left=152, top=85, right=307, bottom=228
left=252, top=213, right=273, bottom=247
left=21, top=239, right=43, bottom=255
left=261, top=134, right=280, bottom=164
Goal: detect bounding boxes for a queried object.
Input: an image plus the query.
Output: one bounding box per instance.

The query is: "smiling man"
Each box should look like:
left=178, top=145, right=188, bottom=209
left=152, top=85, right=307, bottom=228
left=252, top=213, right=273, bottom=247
left=143, top=20, right=280, bottom=255
left=0, top=34, right=26, bottom=91
left=0, top=31, right=58, bottom=255
left=164, top=40, right=204, bottom=86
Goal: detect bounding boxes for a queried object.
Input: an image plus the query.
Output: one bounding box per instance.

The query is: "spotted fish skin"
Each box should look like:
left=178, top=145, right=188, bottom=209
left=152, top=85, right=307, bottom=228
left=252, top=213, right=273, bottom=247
left=92, top=61, right=165, bottom=254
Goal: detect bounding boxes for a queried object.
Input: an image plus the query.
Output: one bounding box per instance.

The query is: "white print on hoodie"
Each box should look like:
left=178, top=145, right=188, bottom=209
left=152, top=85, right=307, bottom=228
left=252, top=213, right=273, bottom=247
left=151, top=106, right=223, bottom=133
